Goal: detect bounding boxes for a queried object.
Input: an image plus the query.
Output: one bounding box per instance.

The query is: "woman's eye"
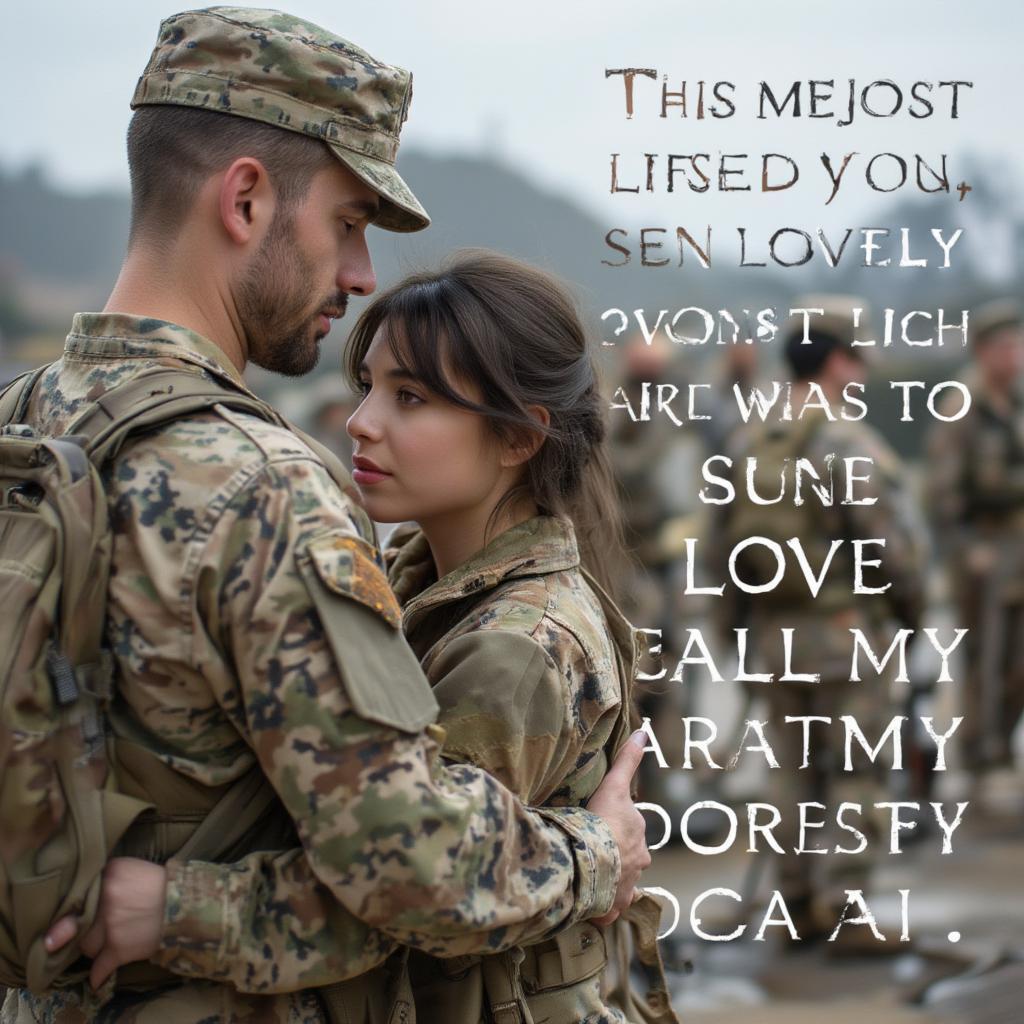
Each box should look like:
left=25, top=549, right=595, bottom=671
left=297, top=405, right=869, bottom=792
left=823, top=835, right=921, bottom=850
left=357, top=379, right=371, bottom=397
left=396, top=388, right=423, bottom=406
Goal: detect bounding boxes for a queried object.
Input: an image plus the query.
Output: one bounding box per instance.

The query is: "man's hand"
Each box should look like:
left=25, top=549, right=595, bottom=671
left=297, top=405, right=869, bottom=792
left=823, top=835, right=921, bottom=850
left=586, top=729, right=650, bottom=926
left=44, top=857, right=167, bottom=990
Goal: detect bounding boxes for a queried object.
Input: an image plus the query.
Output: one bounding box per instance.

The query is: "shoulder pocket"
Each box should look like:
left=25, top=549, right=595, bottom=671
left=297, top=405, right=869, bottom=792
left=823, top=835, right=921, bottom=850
left=300, top=534, right=439, bottom=733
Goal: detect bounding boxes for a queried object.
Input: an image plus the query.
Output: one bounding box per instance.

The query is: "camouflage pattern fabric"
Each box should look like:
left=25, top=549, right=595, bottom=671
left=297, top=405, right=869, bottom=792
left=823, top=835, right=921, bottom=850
left=388, top=516, right=631, bottom=809
left=132, top=7, right=428, bottom=232
left=2, top=314, right=618, bottom=1023
left=387, top=516, right=653, bottom=1023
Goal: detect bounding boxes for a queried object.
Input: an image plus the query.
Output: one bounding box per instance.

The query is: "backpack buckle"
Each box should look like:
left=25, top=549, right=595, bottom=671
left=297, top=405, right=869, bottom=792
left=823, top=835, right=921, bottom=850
left=0, top=423, right=37, bottom=438
left=46, top=647, right=81, bottom=707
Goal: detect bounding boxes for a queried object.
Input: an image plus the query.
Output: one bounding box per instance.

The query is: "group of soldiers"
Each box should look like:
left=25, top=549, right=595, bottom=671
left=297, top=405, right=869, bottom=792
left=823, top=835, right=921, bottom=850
left=607, top=295, right=1024, bottom=940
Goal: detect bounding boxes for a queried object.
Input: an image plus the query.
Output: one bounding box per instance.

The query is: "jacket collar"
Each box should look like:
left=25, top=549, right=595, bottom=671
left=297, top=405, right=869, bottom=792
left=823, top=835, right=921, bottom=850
left=391, top=515, right=581, bottom=624
left=66, top=313, right=251, bottom=393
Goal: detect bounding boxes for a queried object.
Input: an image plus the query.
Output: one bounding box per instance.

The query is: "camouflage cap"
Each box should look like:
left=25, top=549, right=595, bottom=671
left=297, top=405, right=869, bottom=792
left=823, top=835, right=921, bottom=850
left=131, top=6, right=429, bottom=232
left=971, top=298, right=1022, bottom=346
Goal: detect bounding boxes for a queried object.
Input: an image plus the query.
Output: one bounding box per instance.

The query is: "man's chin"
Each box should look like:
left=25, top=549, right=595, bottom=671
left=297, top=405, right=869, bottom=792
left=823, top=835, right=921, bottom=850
left=251, top=339, right=321, bottom=378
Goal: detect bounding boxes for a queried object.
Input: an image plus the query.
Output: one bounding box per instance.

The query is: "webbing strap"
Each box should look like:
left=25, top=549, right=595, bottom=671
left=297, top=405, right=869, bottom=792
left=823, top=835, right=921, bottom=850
left=620, top=894, right=679, bottom=1024
left=59, top=367, right=282, bottom=466
left=174, top=765, right=278, bottom=862
left=480, top=949, right=529, bottom=1024
left=0, top=364, right=48, bottom=427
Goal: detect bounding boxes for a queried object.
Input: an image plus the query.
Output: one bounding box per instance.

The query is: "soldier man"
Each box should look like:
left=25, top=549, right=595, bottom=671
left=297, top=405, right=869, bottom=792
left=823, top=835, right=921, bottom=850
left=713, top=298, right=924, bottom=940
left=2, top=8, right=648, bottom=1022
left=927, top=300, right=1024, bottom=782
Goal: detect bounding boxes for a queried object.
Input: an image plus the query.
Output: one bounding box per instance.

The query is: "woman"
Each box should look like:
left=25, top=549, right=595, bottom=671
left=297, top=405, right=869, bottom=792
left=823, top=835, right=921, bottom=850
left=344, top=250, right=675, bottom=1024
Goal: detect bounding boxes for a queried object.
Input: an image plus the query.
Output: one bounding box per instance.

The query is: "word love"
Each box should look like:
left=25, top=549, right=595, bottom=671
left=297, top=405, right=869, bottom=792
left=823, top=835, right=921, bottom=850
left=682, top=535, right=889, bottom=599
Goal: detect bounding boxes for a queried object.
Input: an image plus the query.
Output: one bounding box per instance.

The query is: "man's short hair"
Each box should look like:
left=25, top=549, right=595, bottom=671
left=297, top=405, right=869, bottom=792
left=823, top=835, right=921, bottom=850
left=126, top=105, right=337, bottom=245
left=783, top=329, right=862, bottom=379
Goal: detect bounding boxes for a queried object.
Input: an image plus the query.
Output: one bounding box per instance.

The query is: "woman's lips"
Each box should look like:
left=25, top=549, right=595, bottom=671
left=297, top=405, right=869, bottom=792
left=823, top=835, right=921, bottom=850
left=352, top=456, right=391, bottom=486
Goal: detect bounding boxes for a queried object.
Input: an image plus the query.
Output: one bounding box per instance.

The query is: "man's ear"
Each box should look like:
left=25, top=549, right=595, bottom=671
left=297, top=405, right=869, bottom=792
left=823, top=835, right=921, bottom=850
left=501, top=405, right=551, bottom=468
left=218, top=157, right=275, bottom=246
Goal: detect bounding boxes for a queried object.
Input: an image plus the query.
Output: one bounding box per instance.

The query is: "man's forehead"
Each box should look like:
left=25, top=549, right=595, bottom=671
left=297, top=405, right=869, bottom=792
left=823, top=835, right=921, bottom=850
left=313, top=160, right=382, bottom=216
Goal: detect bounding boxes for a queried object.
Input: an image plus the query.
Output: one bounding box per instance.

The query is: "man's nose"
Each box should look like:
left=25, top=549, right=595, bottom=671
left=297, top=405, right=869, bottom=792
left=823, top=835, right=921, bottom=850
left=339, top=236, right=376, bottom=297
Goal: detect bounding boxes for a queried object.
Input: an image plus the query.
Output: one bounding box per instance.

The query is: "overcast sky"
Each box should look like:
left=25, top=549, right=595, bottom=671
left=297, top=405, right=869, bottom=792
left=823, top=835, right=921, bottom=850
left=3, top=0, right=1022, bottom=241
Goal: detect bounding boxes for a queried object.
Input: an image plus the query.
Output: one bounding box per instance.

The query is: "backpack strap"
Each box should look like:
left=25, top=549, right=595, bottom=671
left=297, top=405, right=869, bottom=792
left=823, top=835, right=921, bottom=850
left=59, top=366, right=284, bottom=464
left=480, top=948, right=530, bottom=1024
left=63, top=366, right=362, bottom=495
left=64, top=364, right=377, bottom=544
left=0, top=364, right=49, bottom=428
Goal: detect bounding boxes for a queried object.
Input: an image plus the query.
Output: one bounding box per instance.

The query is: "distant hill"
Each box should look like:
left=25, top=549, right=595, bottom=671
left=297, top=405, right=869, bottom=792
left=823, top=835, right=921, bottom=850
left=0, top=150, right=753, bottom=350
left=0, top=163, right=130, bottom=286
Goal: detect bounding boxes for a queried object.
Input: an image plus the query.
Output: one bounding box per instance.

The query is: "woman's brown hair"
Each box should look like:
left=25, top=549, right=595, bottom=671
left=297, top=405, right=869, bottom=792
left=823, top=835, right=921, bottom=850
left=344, top=249, right=629, bottom=600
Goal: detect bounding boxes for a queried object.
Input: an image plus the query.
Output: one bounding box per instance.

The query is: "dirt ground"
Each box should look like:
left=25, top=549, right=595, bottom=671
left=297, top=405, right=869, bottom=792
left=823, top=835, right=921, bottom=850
left=645, top=790, right=1024, bottom=1024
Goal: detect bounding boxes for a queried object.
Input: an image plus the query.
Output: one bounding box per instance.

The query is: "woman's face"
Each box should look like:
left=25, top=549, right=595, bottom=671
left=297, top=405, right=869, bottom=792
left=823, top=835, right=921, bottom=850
left=346, top=329, right=512, bottom=527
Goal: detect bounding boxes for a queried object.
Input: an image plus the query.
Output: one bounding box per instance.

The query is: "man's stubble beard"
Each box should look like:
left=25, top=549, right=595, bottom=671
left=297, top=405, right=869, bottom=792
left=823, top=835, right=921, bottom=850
left=236, top=208, right=341, bottom=378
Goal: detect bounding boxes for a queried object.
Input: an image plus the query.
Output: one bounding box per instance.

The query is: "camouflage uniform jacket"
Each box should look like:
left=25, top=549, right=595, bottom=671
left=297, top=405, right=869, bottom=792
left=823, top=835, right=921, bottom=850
left=388, top=515, right=634, bottom=809
left=385, top=516, right=646, bottom=1023
left=3, top=315, right=619, bottom=1024
left=927, top=372, right=1024, bottom=558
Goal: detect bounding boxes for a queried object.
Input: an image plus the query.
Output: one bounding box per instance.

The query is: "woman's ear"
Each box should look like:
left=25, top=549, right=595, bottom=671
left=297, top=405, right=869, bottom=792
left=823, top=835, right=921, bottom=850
left=500, top=405, right=550, bottom=468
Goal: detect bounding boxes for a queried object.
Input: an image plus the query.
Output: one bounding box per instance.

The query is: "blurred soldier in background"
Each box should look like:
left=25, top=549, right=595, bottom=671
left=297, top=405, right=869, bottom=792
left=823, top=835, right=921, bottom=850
left=713, top=298, right=925, bottom=941
left=927, top=300, right=1024, bottom=787
left=609, top=332, right=677, bottom=620
left=703, top=332, right=762, bottom=457
left=305, top=374, right=360, bottom=468
left=607, top=332, right=698, bottom=814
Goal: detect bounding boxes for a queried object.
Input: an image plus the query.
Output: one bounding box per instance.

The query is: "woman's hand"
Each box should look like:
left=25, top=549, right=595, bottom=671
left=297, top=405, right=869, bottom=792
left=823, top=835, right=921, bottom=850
left=586, top=730, right=651, bottom=926
left=44, top=857, right=167, bottom=989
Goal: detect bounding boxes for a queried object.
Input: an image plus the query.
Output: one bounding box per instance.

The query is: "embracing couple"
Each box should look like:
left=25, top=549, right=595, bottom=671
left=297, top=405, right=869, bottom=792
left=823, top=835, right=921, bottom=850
left=1, top=7, right=675, bottom=1024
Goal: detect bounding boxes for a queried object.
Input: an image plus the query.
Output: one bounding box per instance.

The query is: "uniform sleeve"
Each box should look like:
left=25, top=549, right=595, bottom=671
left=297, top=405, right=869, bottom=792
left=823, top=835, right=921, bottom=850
left=829, top=428, right=925, bottom=631
left=152, top=456, right=619, bottom=992
left=429, top=631, right=567, bottom=803
left=427, top=628, right=619, bottom=806
left=924, top=400, right=972, bottom=552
